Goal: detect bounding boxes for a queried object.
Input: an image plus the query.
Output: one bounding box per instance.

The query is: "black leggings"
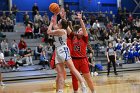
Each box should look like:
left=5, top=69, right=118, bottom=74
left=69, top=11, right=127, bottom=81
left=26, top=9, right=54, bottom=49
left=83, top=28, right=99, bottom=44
left=107, top=55, right=117, bottom=75
left=40, top=61, right=50, bottom=68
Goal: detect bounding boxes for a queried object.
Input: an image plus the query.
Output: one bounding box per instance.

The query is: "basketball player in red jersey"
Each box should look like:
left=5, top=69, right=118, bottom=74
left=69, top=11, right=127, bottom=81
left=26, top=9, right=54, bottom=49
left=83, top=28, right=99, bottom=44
left=67, top=13, right=96, bottom=93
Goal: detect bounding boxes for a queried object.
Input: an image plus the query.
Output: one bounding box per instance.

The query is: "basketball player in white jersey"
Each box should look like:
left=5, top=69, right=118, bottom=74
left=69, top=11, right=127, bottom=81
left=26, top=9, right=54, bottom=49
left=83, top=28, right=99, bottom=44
left=47, top=15, right=87, bottom=93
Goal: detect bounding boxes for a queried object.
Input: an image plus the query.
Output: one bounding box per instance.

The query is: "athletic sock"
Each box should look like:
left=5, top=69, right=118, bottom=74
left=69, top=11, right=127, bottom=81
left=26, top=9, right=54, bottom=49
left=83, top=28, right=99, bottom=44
left=81, top=82, right=86, bottom=88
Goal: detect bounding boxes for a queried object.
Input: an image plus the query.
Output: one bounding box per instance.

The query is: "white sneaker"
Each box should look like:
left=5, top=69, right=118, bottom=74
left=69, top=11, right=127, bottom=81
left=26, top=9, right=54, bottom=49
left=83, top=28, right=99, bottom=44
left=0, top=82, right=5, bottom=86
left=91, top=72, right=94, bottom=77
left=81, top=87, right=87, bottom=93
left=94, top=72, right=98, bottom=76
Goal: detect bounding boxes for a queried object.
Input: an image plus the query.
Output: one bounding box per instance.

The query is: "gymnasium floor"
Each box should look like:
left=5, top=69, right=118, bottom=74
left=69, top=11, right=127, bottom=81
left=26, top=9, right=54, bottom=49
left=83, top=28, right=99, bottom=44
left=1, top=71, right=140, bottom=93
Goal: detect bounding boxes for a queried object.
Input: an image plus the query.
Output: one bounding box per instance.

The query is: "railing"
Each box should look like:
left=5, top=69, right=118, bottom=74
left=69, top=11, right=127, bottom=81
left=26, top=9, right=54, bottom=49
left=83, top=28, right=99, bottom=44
left=0, top=10, right=140, bottom=23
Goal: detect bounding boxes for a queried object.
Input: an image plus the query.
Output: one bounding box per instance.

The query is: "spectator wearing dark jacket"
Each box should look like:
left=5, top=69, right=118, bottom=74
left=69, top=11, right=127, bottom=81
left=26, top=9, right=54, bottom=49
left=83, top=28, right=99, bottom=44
left=34, top=44, right=43, bottom=60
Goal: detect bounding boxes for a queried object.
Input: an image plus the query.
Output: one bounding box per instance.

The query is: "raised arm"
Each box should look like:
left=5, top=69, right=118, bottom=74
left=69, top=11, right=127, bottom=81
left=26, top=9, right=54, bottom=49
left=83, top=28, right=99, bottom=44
left=47, top=16, right=66, bottom=36
left=77, top=13, right=88, bottom=36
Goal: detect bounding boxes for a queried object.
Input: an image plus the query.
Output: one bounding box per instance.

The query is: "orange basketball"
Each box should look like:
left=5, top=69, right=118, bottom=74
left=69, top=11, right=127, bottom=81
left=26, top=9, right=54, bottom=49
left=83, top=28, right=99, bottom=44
left=49, top=3, right=60, bottom=14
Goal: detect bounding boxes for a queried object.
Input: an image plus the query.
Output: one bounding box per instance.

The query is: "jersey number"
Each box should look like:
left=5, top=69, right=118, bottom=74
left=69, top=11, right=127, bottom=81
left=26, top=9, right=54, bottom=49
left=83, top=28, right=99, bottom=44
left=59, top=37, right=64, bottom=45
left=74, top=46, right=80, bottom=51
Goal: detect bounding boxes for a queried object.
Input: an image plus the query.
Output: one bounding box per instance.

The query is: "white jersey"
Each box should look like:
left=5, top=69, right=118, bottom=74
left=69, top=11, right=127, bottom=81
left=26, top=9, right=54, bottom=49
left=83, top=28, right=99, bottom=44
left=53, top=30, right=67, bottom=47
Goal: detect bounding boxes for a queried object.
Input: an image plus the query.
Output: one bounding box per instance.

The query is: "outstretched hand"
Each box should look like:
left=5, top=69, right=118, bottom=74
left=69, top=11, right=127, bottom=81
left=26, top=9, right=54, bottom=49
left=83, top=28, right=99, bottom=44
left=51, top=15, right=57, bottom=24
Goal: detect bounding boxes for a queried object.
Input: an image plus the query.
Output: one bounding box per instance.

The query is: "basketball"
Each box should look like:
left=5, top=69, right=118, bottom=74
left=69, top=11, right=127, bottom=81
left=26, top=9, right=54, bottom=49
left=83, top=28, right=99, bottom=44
left=49, top=3, right=60, bottom=14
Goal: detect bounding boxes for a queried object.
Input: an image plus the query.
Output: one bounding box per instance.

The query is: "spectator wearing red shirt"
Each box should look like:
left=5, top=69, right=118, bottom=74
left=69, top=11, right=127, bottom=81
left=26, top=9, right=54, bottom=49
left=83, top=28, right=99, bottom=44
left=7, top=58, right=17, bottom=70
left=18, top=38, right=27, bottom=56
left=25, top=24, right=33, bottom=39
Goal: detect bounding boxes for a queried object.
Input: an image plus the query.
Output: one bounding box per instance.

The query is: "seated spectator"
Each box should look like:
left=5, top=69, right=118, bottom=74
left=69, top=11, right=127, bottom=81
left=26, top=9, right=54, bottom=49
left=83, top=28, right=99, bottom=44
left=88, top=52, right=103, bottom=77
left=10, top=40, right=19, bottom=56
left=33, top=23, right=40, bottom=38
left=7, top=58, right=17, bottom=71
left=1, top=39, right=11, bottom=57
left=23, top=48, right=33, bottom=65
left=44, top=43, right=53, bottom=57
left=6, top=17, right=14, bottom=32
left=24, top=24, right=33, bottom=39
left=34, top=44, right=43, bottom=60
left=14, top=54, right=25, bottom=67
left=42, top=13, right=49, bottom=26
left=18, top=38, right=27, bottom=56
left=39, top=50, right=49, bottom=69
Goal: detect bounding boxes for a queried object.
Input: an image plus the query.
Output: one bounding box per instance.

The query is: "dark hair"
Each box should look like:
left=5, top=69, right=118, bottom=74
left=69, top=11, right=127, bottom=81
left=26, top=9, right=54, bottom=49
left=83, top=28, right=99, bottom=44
left=73, top=25, right=80, bottom=32
left=108, top=41, right=113, bottom=46
left=61, top=19, right=68, bottom=29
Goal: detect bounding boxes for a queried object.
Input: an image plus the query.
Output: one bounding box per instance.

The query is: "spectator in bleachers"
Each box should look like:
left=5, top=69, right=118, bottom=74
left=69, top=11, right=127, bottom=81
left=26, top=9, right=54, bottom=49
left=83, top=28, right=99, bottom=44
left=14, top=54, right=25, bottom=68
left=10, top=40, right=19, bottom=56
left=9, top=11, right=16, bottom=25
left=1, top=39, right=10, bottom=57
left=65, top=4, right=70, bottom=20
left=42, top=13, right=49, bottom=26
left=7, top=58, right=17, bottom=71
left=23, top=11, right=30, bottom=26
left=11, top=4, right=18, bottom=16
left=92, top=20, right=100, bottom=29
left=34, top=44, right=43, bottom=60
left=1, top=12, right=7, bottom=32
left=34, top=11, right=42, bottom=26
left=24, top=24, right=33, bottom=39
left=124, top=30, right=132, bottom=43
left=133, top=48, right=139, bottom=63
left=23, top=48, right=33, bottom=65
left=32, top=3, right=39, bottom=19
left=39, top=50, right=49, bottom=69
left=115, top=39, right=122, bottom=60
left=128, top=14, right=133, bottom=25
left=107, top=21, right=113, bottom=30
left=44, top=43, right=53, bottom=56
left=33, top=23, right=40, bottom=38
left=18, top=38, right=27, bottom=56
left=127, top=45, right=134, bottom=64
left=6, top=17, right=14, bottom=32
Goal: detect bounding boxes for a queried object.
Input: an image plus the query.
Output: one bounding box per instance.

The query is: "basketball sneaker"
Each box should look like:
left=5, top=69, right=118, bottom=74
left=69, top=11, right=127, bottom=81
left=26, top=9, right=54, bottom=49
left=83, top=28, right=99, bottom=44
left=0, top=82, right=5, bottom=86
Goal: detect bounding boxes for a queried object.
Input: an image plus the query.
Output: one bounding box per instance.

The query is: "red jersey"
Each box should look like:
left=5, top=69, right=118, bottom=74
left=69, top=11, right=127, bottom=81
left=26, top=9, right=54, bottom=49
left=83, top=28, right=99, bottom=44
left=68, top=32, right=88, bottom=58
left=67, top=36, right=72, bottom=54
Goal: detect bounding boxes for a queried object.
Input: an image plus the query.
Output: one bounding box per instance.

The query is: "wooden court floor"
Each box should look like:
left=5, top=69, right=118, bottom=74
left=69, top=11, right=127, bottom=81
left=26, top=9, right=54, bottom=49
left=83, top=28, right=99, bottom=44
left=1, top=71, right=140, bottom=93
